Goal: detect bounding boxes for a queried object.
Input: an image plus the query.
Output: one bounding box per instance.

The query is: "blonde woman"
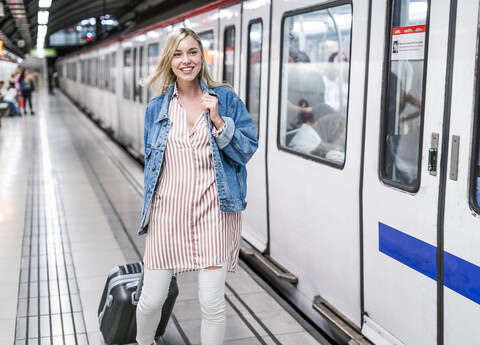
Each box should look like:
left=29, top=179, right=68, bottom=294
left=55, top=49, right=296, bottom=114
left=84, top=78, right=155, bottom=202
left=136, top=28, right=258, bottom=345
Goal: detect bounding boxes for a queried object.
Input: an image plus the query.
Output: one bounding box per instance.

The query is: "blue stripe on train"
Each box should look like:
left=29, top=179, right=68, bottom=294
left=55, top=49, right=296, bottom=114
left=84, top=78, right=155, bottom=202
left=378, top=222, right=480, bottom=305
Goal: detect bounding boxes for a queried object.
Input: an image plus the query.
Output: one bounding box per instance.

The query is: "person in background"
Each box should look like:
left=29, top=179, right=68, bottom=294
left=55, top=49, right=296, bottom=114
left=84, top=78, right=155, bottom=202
left=48, top=67, right=54, bottom=94
left=8, top=73, right=16, bottom=89
left=312, top=114, right=347, bottom=163
left=0, top=80, right=20, bottom=116
left=19, top=69, right=35, bottom=115
left=288, top=103, right=335, bottom=153
left=33, top=69, right=40, bottom=90
left=136, top=28, right=258, bottom=345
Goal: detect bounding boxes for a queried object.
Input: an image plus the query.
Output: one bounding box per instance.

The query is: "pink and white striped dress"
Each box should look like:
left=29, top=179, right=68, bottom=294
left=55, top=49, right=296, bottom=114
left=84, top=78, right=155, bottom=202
left=144, top=88, right=242, bottom=273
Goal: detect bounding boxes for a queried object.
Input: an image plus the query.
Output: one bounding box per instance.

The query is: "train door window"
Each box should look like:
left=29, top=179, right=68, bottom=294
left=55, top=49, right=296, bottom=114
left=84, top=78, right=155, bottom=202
left=106, top=54, right=110, bottom=91
left=80, top=61, right=84, bottom=84
left=133, top=48, right=138, bottom=101
left=139, top=46, right=144, bottom=103
left=87, top=60, right=91, bottom=86
left=278, top=4, right=352, bottom=166
left=246, top=20, right=262, bottom=138
left=95, top=57, right=99, bottom=88
left=111, top=52, right=117, bottom=94
left=380, top=0, right=428, bottom=191
left=99, top=56, right=104, bottom=89
left=223, top=26, right=235, bottom=86
left=198, top=31, right=214, bottom=75
left=147, top=43, right=159, bottom=101
left=84, top=60, right=87, bottom=84
left=123, top=49, right=132, bottom=99
left=474, top=93, right=480, bottom=210
left=474, top=132, right=480, bottom=210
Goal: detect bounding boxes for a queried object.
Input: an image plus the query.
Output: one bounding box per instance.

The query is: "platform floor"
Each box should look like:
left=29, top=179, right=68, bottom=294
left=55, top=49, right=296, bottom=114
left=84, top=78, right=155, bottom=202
left=0, top=87, right=331, bottom=345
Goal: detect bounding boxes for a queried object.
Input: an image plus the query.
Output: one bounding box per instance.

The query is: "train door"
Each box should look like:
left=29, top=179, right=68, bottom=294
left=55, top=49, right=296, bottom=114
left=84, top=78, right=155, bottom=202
left=267, top=0, right=367, bottom=328
left=239, top=0, right=270, bottom=252
left=119, top=42, right=137, bottom=155
left=184, top=9, right=220, bottom=80
left=362, top=0, right=452, bottom=344
left=219, top=4, right=241, bottom=92
left=442, top=1, right=480, bottom=343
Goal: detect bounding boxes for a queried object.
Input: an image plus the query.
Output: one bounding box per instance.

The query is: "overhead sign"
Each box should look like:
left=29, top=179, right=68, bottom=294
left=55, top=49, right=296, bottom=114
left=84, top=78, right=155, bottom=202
left=30, top=48, right=56, bottom=57
left=391, top=24, right=426, bottom=61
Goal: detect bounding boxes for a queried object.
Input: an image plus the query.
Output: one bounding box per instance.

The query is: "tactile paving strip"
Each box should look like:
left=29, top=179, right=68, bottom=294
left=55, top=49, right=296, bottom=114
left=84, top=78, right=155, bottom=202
left=14, top=120, right=88, bottom=345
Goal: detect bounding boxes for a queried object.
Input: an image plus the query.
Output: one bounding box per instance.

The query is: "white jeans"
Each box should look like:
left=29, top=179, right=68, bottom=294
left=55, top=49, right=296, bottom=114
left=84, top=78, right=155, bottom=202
left=136, top=260, right=228, bottom=345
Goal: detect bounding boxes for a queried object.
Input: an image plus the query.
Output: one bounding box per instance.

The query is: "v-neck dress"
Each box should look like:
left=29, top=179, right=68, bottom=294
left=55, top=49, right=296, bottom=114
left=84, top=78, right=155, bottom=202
left=144, top=90, right=242, bottom=273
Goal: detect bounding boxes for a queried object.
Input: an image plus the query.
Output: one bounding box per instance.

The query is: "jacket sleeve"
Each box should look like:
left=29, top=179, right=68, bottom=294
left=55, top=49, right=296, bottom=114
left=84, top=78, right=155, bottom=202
left=143, top=102, right=152, bottom=155
left=214, top=96, right=258, bottom=166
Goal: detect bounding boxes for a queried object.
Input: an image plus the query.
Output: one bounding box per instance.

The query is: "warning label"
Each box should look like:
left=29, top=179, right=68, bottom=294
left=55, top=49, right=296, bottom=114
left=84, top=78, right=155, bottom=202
left=391, top=24, right=426, bottom=61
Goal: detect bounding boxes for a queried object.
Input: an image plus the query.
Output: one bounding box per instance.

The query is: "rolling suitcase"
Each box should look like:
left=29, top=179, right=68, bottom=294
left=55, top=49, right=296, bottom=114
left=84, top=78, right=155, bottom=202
left=98, top=262, right=178, bottom=344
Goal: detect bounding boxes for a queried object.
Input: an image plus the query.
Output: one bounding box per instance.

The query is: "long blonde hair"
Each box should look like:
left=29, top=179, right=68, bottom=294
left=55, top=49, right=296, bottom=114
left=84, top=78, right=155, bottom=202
left=142, top=28, right=231, bottom=95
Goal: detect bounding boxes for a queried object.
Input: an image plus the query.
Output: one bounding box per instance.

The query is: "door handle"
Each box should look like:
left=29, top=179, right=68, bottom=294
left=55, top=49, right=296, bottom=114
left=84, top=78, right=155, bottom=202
left=429, top=133, right=439, bottom=176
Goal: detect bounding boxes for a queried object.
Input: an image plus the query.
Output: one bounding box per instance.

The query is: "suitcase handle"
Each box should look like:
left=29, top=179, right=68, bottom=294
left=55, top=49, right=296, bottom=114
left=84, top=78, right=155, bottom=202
left=133, top=271, right=144, bottom=303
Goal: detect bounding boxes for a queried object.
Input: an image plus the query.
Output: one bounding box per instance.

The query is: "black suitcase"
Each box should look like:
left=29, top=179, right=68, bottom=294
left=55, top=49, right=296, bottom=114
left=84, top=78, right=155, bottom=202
left=98, top=262, right=179, bottom=344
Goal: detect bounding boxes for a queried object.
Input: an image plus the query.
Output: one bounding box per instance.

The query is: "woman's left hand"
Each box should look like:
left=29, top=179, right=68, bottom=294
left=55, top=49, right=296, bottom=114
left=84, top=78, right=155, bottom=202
left=202, top=92, right=224, bottom=129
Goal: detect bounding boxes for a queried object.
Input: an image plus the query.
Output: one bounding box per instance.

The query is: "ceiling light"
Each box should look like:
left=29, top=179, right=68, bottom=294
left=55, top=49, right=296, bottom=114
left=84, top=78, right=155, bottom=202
left=38, top=0, right=52, bottom=8
left=37, top=25, right=47, bottom=38
left=38, top=11, right=49, bottom=25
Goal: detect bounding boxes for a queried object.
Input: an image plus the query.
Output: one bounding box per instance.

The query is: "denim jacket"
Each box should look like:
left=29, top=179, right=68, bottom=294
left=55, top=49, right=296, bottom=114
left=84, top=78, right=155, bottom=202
left=138, top=80, right=258, bottom=236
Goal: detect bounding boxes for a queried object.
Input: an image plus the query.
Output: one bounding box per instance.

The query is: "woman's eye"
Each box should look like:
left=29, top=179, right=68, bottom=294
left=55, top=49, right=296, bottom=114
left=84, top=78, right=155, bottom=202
left=173, top=53, right=181, bottom=57
left=190, top=51, right=197, bottom=55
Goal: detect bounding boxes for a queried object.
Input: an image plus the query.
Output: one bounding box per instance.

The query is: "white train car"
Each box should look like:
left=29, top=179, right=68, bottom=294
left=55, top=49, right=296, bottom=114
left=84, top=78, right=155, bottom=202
left=57, top=0, right=480, bottom=344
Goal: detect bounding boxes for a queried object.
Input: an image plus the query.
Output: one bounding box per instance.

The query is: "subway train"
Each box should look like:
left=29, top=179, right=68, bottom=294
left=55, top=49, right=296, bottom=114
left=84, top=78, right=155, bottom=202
left=57, top=0, right=480, bottom=344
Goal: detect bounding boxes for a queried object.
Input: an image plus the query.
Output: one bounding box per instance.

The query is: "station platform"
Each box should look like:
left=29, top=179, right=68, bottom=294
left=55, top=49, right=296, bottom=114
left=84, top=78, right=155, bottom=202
left=0, top=87, right=331, bottom=345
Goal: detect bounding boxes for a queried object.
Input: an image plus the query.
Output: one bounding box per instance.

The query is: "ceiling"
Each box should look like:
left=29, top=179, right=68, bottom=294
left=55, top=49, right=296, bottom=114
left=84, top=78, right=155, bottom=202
left=0, top=0, right=188, bottom=59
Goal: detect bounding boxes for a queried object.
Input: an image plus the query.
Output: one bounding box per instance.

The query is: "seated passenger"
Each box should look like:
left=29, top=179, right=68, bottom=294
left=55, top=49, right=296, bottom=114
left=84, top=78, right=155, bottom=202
left=0, top=80, right=20, bottom=116
left=288, top=103, right=335, bottom=154
left=312, top=114, right=347, bottom=163
left=288, top=32, right=311, bottom=63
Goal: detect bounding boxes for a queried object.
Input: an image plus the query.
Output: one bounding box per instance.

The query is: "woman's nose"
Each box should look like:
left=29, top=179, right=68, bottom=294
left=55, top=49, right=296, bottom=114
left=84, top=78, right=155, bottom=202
left=181, top=53, right=189, bottom=63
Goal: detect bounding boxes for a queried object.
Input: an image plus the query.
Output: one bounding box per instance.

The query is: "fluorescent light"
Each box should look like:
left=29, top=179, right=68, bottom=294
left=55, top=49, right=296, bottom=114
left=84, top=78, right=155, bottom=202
left=38, top=0, right=52, bottom=8
left=38, top=11, right=49, bottom=25
left=37, top=25, right=47, bottom=38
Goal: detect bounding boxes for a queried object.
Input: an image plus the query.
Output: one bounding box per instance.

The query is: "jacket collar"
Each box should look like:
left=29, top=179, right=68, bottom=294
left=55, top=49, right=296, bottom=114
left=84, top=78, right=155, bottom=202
left=154, top=79, right=219, bottom=123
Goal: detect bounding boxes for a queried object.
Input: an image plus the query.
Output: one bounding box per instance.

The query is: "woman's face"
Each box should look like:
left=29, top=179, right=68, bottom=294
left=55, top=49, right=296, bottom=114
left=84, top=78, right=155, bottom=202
left=171, top=35, right=203, bottom=84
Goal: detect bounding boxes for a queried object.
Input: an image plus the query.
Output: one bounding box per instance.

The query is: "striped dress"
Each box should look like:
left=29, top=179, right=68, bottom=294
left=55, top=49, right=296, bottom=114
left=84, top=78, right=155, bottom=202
left=144, top=88, right=242, bottom=273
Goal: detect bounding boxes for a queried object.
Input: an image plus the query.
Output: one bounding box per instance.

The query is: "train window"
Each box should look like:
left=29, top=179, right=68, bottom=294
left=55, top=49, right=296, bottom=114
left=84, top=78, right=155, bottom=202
left=111, top=52, right=117, bottom=93
left=198, top=31, right=215, bottom=75
left=381, top=0, right=428, bottom=191
left=99, top=58, right=102, bottom=89
left=475, top=137, right=480, bottom=209
left=80, top=61, right=84, bottom=84
left=123, top=49, right=132, bottom=99
left=95, top=57, right=99, bottom=88
left=87, top=60, right=91, bottom=86
left=106, top=54, right=110, bottom=91
left=246, top=20, right=262, bottom=138
left=278, top=4, right=352, bottom=166
left=223, top=26, right=235, bottom=86
left=133, top=48, right=138, bottom=102
left=139, top=46, right=144, bottom=103
left=147, top=43, right=159, bottom=101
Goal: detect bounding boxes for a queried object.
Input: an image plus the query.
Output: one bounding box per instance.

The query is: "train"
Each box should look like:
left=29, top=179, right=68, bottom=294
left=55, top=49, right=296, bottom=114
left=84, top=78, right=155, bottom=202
left=56, top=0, right=480, bottom=344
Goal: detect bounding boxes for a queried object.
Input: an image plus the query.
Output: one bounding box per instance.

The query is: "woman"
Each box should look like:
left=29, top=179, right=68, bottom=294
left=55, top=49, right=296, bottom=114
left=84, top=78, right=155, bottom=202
left=136, top=28, right=258, bottom=345
left=19, top=69, right=35, bottom=115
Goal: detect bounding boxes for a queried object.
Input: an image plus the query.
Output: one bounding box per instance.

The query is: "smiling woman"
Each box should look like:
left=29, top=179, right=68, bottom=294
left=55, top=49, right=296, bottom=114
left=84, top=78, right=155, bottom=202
left=136, top=28, right=258, bottom=345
